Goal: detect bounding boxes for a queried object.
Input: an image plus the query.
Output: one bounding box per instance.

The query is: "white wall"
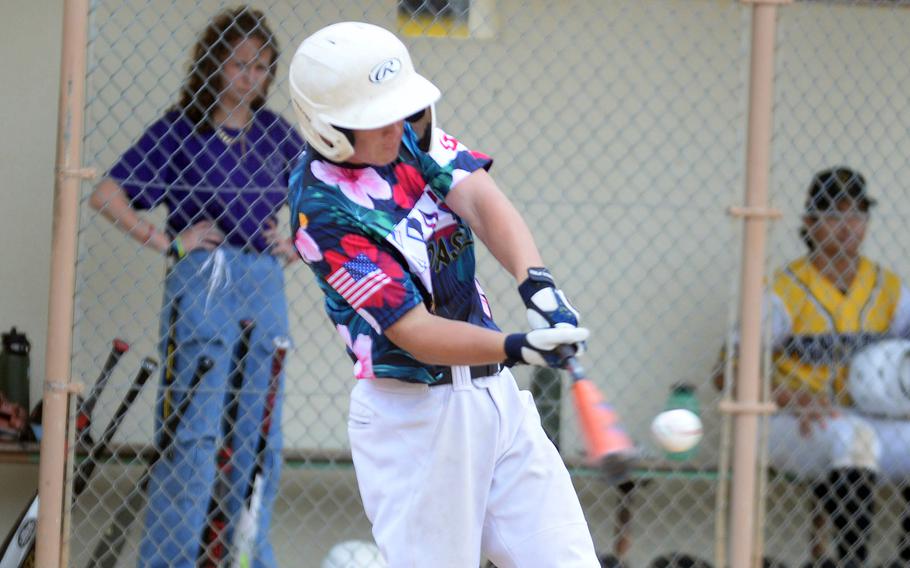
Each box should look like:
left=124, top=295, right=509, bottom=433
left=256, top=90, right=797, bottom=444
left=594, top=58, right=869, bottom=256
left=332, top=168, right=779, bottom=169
left=0, top=1, right=63, bottom=416
left=0, top=0, right=62, bottom=540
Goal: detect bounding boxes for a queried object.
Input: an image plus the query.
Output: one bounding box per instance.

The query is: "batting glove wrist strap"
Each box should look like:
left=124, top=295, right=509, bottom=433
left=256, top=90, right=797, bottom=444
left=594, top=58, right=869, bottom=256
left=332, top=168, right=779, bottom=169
left=518, top=267, right=581, bottom=330
left=503, top=327, right=590, bottom=368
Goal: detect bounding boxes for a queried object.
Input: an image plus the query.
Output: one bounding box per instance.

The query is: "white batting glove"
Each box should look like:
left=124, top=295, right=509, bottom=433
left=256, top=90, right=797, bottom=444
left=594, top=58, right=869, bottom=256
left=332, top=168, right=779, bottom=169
left=519, top=267, right=582, bottom=328
left=518, top=267, right=584, bottom=354
left=503, top=327, right=589, bottom=368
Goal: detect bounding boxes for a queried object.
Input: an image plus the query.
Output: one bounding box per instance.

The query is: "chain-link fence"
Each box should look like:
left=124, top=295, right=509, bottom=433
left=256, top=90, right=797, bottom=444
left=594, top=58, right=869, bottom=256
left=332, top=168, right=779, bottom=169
left=760, top=3, right=910, bottom=567
left=25, top=0, right=910, bottom=567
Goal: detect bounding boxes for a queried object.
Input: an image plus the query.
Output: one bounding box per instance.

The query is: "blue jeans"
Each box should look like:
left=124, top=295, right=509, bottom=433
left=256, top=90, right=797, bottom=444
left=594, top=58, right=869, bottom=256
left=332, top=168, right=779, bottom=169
left=138, top=248, right=288, bottom=568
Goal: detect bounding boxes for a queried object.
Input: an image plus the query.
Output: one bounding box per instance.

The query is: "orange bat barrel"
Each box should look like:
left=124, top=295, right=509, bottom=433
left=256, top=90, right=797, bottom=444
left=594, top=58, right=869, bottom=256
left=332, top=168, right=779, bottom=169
left=561, top=348, right=638, bottom=484
left=571, top=380, right=636, bottom=479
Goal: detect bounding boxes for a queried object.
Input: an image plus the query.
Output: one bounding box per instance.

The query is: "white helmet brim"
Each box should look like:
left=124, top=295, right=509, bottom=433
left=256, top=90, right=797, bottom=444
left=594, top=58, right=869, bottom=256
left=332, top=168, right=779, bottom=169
left=324, top=73, right=440, bottom=130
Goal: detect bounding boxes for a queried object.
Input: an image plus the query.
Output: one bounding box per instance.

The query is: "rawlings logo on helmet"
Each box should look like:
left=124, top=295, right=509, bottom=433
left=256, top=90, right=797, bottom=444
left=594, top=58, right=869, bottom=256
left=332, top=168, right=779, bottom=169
left=369, top=58, right=401, bottom=83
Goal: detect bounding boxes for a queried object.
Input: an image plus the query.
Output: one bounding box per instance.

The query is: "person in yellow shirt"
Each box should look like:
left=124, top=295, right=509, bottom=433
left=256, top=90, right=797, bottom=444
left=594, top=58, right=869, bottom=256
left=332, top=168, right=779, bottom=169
left=718, top=167, right=910, bottom=567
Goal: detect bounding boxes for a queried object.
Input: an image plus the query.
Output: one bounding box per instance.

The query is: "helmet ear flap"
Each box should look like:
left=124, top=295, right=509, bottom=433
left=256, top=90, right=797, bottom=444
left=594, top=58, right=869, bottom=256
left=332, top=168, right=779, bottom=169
left=291, top=96, right=355, bottom=162
left=334, top=126, right=356, bottom=147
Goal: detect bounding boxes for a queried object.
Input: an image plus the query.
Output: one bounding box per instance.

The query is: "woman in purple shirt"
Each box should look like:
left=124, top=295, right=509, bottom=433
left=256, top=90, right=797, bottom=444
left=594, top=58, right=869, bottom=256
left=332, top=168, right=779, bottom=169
left=89, top=7, right=300, bottom=567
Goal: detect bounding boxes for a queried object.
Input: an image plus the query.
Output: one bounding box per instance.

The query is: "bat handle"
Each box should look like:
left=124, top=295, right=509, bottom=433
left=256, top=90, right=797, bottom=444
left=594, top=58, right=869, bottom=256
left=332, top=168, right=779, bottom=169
left=557, top=345, right=585, bottom=382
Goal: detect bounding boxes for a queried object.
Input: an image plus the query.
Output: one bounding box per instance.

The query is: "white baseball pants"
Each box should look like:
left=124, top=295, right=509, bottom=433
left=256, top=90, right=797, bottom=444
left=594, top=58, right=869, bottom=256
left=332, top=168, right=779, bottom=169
left=768, top=409, right=910, bottom=482
left=348, top=367, right=599, bottom=568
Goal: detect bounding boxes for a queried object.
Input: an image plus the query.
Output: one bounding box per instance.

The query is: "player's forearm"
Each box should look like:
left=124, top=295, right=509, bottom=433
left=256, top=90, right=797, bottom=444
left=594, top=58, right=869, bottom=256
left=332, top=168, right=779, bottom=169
left=385, top=304, right=507, bottom=366
left=90, top=179, right=169, bottom=253
left=446, top=169, right=543, bottom=281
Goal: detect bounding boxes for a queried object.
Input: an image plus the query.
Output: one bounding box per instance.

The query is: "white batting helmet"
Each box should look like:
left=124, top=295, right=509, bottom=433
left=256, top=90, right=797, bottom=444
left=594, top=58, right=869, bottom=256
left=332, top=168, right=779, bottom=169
left=289, top=22, right=441, bottom=162
left=847, top=339, right=910, bottom=417
left=321, top=540, right=387, bottom=568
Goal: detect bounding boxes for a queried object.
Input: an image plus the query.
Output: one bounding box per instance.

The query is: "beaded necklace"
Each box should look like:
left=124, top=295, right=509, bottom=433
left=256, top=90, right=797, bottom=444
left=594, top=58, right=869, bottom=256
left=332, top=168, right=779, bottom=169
left=215, top=125, right=248, bottom=154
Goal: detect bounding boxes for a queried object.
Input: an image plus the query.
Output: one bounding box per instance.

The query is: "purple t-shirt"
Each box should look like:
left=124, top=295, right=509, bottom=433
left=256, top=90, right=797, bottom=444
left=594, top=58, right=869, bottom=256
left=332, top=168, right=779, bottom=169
left=108, top=109, right=303, bottom=252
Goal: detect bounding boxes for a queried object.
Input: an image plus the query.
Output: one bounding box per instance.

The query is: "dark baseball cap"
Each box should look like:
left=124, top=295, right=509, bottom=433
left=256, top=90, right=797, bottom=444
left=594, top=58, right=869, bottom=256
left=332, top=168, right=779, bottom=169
left=805, top=166, right=877, bottom=214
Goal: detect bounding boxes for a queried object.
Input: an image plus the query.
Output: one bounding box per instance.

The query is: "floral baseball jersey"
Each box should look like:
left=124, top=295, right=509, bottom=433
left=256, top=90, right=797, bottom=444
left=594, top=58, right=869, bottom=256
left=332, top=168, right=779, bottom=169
left=289, top=125, right=496, bottom=383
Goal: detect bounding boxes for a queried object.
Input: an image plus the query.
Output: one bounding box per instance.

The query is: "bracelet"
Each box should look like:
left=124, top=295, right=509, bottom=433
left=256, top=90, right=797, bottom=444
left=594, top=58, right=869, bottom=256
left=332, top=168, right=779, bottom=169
left=167, top=237, right=186, bottom=260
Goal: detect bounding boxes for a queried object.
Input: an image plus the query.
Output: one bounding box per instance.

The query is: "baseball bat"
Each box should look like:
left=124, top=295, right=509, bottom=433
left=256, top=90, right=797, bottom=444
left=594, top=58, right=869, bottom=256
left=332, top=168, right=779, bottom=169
left=0, top=497, right=37, bottom=568
left=162, top=300, right=179, bottom=418
left=560, top=346, right=637, bottom=484
left=20, top=338, right=130, bottom=445
left=75, top=338, right=131, bottom=448
left=87, top=355, right=214, bottom=568
left=0, top=357, right=154, bottom=568
left=73, top=357, right=156, bottom=495
left=232, top=335, right=290, bottom=568
left=199, top=320, right=255, bottom=566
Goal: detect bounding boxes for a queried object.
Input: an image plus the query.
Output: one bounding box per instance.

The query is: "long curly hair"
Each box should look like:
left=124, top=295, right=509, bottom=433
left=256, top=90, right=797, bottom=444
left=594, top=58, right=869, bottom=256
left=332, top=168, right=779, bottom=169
left=175, top=6, right=279, bottom=132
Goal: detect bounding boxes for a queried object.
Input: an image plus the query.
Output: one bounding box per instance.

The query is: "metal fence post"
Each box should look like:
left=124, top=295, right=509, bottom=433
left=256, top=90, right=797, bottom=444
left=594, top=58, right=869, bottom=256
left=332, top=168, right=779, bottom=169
left=729, top=1, right=789, bottom=566
left=35, top=0, right=91, bottom=566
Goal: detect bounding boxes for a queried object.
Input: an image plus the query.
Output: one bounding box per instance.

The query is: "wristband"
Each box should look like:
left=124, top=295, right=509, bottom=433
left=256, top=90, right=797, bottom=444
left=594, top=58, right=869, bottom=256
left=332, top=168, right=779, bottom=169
left=525, top=267, right=554, bottom=285
left=167, top=237, right=186, bottom=260
left=503, top=333, right=526, bottom=366
left=518, top=267, right=555, bottom=302
left=519, top=266, right=582, bottom=331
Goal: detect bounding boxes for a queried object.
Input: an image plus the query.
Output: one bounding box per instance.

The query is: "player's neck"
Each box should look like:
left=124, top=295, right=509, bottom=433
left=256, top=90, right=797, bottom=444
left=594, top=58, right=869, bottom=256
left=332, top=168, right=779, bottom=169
left=811, top=251, right=859, bottom=293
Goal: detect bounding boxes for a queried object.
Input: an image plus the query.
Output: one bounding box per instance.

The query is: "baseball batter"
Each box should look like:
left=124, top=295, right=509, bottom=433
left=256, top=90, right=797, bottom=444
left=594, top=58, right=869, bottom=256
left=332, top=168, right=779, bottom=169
left=287, top=22, right=598, bottom=568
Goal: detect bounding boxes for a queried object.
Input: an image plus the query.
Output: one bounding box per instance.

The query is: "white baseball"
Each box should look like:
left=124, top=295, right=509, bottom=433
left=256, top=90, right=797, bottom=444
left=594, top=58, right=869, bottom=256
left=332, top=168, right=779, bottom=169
left=651, top=409, right=703, bottom=453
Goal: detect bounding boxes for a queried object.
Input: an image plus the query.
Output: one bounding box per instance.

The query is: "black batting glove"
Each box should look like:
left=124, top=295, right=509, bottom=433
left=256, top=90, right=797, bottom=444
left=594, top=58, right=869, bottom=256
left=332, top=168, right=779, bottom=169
left=503, top=327, right=589, bottom=368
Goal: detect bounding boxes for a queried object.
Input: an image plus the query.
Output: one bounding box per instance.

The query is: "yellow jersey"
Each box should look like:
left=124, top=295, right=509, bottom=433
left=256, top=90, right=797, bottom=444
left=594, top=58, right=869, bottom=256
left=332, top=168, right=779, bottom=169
left=771, top=256, right=904, bottom=405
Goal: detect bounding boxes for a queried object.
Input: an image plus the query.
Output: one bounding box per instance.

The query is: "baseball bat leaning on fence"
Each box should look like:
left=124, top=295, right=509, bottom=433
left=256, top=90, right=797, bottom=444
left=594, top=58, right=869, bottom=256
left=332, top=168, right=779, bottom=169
left=21, top=338, right=130, bottom=444
left=199, top=320, right=256, bottom=567
left=76, top=338, right=131, bottom=448
left=0, top=356, right=156, bottom=568
left=73, top=357, right=157, bottom=495
left=559, top=345, right=637, bottom=484
left=232, top=336, right=290, bottom=568
left=88, top=355, right=214, bottom=568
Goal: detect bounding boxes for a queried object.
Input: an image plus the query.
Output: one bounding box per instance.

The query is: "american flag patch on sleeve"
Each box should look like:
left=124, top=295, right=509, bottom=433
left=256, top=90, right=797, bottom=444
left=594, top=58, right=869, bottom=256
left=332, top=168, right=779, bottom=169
left=327, top=253, right=391, bottom=309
